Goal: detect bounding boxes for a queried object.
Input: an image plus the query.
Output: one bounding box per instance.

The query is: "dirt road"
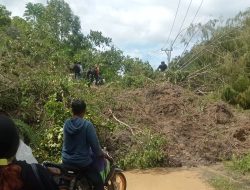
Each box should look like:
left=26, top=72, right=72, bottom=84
left=125, top=167, right=214, bottom=190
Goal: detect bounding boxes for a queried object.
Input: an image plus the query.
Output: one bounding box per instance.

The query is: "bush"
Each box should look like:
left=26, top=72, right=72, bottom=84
left=119, top=132, right=166, bottom=169
left=230, top=154, right=250, bottom=174
left=34, top=125, right=63, bottom=163
left=121, top=75, right=153, bottom=88
left=232, top=75, right=250, bottom=93
left=221, top=86, right=238, bottom=104
left=165, top=70, right=189, bottom=84
left=33, top=95, right=71, bottom=162
left=237, top=87, right=250, bottom=109
left=14, top=119, right=38, bottom=146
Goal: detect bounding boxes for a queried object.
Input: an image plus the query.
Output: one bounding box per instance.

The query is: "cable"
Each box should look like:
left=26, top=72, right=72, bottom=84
left=175, top=0, right=193, bottom=45
left=173, top=0, right=204, bottom=52
left=178, top=28, right=239, bottom=70
left=162, top=0, right=181, bottom=49
left=185, top=43, right=250, bottom=81
left=181, top=27, right=239, bottom=67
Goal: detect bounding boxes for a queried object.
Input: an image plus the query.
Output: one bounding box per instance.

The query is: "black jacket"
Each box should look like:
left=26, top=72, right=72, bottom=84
left=15, top=161, right=58, bottom=190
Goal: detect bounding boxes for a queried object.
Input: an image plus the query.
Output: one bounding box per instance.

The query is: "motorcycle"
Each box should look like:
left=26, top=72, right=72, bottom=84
left=43, top=153, right=126, bottom=190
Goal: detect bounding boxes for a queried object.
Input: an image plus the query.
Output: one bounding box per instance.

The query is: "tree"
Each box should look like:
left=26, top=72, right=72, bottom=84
left=0, top=5, right=11, bottom=27
left=87, top=30, right=112, bottom=49
left=45, top=0, right=81, bottom=41
left=24, top=3, right=45, bottom=23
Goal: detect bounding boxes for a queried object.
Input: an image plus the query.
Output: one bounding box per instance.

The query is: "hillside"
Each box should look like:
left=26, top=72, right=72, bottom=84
left=105, top=82, right=250, bottom=167
left=1, top=1, right=250, bottom=174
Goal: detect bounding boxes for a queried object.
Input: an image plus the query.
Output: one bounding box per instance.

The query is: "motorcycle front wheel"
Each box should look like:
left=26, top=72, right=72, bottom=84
left=107, top=172, right=127, bottom=190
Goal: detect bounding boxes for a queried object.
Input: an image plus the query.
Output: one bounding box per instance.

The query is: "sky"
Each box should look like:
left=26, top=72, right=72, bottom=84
left=1, top=0, right=250, bottom=68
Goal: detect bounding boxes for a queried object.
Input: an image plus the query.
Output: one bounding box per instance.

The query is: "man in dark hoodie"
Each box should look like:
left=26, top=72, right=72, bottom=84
left=62, top=100, right=106, bottom=190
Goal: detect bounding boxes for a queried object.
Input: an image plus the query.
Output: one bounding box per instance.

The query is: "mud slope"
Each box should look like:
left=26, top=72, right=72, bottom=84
left=107, top=82, right=250, bottom=166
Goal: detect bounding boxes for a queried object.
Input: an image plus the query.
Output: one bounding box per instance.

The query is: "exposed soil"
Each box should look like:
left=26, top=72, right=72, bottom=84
left=105, top=82, right=250, bottom=167
left=125, top=167, right=214, bottom=190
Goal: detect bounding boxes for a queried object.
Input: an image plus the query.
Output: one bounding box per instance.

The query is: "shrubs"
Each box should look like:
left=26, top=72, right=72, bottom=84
left=222, top=75, right=250, bottom=109
left=34, top=95, right=71, bottom=162
left=119, top=132, right=166, bottom=169
left=232, top=76, right=250, bottom=93
left=165, top=70, right=189, bottom=84
left=221, top=86, right=238, bottom=104
left=15, top=119, right=38, bottom=146
left=230, top=154, right=250, bottom=174
left=238, top=87, right=250, bottom=109
left=121, top=75, right=153, bottom=88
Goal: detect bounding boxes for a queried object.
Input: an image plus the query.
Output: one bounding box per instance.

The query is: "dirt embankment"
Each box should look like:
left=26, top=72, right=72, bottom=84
left=106, top=82, right=250, bottom=167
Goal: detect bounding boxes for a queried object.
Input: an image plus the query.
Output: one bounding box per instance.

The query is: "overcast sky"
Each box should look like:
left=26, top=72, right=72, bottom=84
left=1, top=0, right=250, bottom=68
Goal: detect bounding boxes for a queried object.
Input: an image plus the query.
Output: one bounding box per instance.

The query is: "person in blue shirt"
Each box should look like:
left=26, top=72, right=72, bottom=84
left=62, top=100, right=107, bottom=190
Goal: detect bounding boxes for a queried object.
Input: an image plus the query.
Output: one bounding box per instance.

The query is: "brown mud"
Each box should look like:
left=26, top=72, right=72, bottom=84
left=125, top=167, right=214, bottom=190
left=106, top=82, right=250, bottom=167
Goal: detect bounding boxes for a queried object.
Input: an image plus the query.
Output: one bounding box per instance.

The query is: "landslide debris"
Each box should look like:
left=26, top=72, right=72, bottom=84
left=106, top=82, right=250, bottom=167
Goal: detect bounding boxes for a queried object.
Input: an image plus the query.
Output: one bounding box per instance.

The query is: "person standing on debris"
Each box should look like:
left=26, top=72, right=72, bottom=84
left=94, top=65, right=100, bottom=85
left=87, top=67, right=95, bottom=86
left=73, top=62, right=81, bottom=79
left=157, top=61, right=168, bottom=72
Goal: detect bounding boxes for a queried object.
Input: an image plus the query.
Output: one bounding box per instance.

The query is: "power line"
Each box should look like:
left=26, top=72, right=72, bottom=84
left=178, top=28, right=239, bottom=70
left=163, top=0, right=182, bottom=49
left=174, top=0, right=204, bottom=54
left=179, top=29, right=241, bottom=70
left=184, top=41, right=250, bottom=81
left=180, top=27, right=239, bottom=68
left=175, top=0, right=193, bottom=44
left=162, top=0, right=192, bottom=63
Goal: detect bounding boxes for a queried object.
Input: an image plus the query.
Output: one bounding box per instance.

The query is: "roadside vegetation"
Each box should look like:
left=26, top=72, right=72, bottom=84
left=1, top=0, right=250, bottom=177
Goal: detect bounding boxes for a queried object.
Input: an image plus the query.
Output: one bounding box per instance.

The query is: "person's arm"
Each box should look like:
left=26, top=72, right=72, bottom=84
left=35, top=164, right=59, bottom=190
left=86, top=122, right=104, bottom=157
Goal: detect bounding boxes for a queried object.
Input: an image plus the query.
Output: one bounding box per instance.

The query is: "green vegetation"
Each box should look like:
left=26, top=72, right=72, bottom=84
left=119, top=132, right=166, bottom=169
left=210, top=177, right=247, bottom=190
left=228, top=154, right=250, bottom=174
left=166, top=8, right=250, bottom=109
left=1, top=0, right=250, bottom=174
left=0, top=1, right=165, bottom=169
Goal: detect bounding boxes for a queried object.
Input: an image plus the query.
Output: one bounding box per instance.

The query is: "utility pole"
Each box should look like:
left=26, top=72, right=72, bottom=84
left=161, top=47, right=173, bottom=63
left=161, top=27, right=188, bottom=64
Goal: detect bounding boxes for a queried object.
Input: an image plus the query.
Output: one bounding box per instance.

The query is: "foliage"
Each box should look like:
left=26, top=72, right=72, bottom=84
left=221, top=86, right=238, bottom=104
left=221, top=76, right=250, bottom=109
left=230, top=154, right=250, bottom=174
left=237, top=87, right=250, bottom=109
left=15, top=119, right=38, bottom=146
left=166, top=8, right=250, bottom=109
left=33, top=95, right=70, bottom=162
left=34, top=126, right=63, bottom=163
left=121, top=75, right=154, bottom=88
left=1, top=1, right=156, bottom=168
left=232, top=76, right=250, bottom=93
left=119, top=132, right=166, bottom=169
left=165, top=70, right=189, bottom=84
left=210, top=177, right=246, bottom=190
left=0, top=5, right=11, bottom=27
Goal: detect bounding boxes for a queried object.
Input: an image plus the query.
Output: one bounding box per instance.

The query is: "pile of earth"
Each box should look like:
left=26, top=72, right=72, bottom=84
left=104, top=82, right=250, bottom=167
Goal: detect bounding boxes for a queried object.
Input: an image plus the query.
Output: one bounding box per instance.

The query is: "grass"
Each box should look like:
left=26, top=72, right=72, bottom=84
left=210, top=177, right=247, bottom=190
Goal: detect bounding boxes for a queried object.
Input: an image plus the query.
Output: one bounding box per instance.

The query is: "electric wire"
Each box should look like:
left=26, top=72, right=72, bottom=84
left=162, top=0, right=181, bottom=49
left=175, top=0, right=193, bottom=44
left=173, top=0, right=204, bottom=65
left=178, top=28, right=239, bottom=70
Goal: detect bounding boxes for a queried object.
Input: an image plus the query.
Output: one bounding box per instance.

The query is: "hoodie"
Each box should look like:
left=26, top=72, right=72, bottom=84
left=62, top=117, right=103, bottom=167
